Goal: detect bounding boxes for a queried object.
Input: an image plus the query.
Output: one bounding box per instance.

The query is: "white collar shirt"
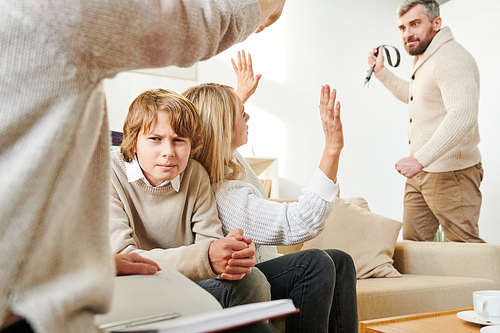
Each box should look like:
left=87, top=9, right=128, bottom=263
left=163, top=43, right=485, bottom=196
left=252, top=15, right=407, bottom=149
left=125, top=157, right=180, bottom=191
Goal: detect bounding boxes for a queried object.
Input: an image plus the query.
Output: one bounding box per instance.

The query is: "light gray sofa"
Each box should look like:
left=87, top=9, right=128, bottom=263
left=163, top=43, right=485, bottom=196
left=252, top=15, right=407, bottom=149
left=358, top=240, right=500, bottom=320
left=278, top=240, right=500, bottom=321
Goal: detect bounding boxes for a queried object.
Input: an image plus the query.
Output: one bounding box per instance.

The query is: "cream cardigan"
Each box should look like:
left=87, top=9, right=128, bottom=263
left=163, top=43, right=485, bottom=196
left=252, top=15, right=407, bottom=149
left=376, top=26, right=481, bottom=172
left=0, top=1, right=259, bottom=332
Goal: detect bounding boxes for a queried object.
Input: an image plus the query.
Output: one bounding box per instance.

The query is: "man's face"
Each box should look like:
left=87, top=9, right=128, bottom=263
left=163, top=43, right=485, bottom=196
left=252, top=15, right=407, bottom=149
left=398, top=4, right=441, bottom=56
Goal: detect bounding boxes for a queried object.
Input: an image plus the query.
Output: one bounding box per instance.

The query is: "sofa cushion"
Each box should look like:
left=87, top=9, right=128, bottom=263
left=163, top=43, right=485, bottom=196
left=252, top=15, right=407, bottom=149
left=356, top=274, right=498, bottom=320
left=302, top=197, right=403, bottom=279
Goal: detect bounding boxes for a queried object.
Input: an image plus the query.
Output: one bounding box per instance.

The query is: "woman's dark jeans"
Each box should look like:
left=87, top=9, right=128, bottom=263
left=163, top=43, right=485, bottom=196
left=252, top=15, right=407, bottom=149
left=256, top=248, right=358, bottom=333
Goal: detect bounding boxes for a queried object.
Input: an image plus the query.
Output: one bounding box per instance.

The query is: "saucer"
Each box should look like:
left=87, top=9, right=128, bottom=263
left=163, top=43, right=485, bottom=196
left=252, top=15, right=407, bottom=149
left=457, top=310, right=500, bottom=326
left=481, top=326, right=500, bottom=333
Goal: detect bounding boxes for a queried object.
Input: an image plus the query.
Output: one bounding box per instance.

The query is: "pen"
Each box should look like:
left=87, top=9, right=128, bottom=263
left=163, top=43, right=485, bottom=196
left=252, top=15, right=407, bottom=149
left=99, top=312, right=180, bottom=331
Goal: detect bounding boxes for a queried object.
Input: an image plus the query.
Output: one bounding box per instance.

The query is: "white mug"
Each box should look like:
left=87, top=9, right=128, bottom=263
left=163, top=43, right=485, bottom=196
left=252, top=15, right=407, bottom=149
left=474, top=290, right=500, bottom=324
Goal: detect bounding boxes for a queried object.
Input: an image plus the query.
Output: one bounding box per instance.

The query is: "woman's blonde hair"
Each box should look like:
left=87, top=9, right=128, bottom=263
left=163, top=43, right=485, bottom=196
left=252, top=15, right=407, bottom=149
left=182, top=83, right=245, bottom=184
left=121, top=88, right=202, bottom=162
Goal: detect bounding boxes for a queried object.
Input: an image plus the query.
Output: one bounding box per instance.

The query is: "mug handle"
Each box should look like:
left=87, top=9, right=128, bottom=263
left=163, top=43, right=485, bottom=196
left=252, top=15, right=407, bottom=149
left=476, top=300, right=488, bottom=315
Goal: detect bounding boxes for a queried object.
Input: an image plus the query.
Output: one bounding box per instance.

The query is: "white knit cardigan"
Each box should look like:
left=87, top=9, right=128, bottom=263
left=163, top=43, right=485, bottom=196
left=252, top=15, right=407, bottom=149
left=214, top=152, right=339, bottom=263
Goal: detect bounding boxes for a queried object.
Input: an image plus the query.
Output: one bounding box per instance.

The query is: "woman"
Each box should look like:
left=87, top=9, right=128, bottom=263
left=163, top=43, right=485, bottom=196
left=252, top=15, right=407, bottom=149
left=182, top=52, right=358, bottom=333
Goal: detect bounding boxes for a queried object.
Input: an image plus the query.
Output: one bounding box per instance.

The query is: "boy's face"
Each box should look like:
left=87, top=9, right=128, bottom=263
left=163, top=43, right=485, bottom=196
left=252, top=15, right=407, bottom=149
left=134, top=112, right=191, bottom=187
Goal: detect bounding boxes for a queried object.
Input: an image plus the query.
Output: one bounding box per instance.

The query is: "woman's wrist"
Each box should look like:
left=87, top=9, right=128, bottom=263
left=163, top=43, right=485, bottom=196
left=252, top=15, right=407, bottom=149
left=324, top=146, right=342, bottom=158
left=236, top=89, right=250, bottom=104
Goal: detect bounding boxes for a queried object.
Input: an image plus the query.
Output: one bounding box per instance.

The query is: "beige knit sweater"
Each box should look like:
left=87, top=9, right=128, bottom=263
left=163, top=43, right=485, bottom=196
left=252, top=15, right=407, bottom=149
left=0, top=1, right=259, bottom=332
left=109, top=151, right=223, bottom=282
left=376, top=27, right=481, bottom=172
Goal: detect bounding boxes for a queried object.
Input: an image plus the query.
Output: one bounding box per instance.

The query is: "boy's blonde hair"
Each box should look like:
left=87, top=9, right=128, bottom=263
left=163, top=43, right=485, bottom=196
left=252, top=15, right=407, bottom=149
left=183, top=83, right=245, bottom=184
left=121, top=88, right=202, bottom=162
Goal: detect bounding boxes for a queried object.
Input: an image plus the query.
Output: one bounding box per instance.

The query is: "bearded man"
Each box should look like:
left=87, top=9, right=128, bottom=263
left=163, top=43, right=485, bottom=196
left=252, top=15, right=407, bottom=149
left=367, top=0, right=484, bottom=243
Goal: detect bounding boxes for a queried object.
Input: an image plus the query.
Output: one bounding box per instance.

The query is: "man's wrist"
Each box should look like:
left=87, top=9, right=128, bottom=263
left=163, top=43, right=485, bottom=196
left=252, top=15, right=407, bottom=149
left=411, top=156, right=424, bottom=168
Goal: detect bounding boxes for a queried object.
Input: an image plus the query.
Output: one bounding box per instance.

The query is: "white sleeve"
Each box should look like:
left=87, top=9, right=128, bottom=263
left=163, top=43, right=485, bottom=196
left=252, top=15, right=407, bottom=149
left=214, top=180, right=336, bottom=246
left=308, top=167, right=340, bottom=202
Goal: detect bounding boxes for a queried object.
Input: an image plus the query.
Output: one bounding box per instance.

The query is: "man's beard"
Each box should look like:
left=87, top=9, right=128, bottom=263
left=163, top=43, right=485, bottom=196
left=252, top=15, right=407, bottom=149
left=404, top=27, right=435, bottom=56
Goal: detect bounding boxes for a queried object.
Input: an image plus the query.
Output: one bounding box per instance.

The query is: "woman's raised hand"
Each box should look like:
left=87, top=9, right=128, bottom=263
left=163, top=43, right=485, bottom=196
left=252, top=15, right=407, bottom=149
left=232, top=50, right=262, bottom=104
left=319, top=85, right=344, bottom=155
left=318, top=85, right=343, bottom=182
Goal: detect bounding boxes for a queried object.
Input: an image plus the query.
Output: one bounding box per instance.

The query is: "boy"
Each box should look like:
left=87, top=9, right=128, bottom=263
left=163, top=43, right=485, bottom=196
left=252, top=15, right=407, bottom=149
left=108, top=88, right=273, bottom=321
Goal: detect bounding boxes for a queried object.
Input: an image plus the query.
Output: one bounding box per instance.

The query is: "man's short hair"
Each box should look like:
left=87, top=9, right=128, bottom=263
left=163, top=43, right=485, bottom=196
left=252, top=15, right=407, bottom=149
left=397, top=0, right=440, bottom=21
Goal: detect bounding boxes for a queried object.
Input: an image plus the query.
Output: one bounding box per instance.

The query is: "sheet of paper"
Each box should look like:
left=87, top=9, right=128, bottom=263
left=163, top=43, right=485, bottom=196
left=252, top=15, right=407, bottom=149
left=94, top=267, right=222, bottom=329
left=120, top=299, right=298, bottom=333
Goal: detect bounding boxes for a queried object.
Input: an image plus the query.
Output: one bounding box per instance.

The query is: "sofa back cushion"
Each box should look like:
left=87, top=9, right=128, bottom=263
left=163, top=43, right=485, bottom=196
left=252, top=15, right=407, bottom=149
left=302, top=197, right=403, bottom=279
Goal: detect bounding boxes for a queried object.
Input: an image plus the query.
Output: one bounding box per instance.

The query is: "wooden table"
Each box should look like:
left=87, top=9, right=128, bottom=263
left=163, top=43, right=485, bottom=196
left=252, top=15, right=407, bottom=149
left=359, top=307, right=486, bottom=332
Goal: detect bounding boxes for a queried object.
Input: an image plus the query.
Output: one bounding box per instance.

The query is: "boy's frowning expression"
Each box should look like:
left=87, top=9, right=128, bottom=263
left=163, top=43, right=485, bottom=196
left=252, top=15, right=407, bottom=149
left=135, top=111, right=191, bottom=186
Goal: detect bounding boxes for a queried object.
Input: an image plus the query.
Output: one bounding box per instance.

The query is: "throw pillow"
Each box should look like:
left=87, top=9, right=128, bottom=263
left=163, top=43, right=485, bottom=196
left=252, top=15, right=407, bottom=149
left=302, top=197, right=402, bottom=279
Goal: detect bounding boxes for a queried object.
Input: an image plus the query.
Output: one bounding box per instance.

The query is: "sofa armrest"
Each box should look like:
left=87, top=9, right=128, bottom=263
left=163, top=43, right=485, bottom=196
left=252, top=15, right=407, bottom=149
left=393, top=240, right=500, bottom=284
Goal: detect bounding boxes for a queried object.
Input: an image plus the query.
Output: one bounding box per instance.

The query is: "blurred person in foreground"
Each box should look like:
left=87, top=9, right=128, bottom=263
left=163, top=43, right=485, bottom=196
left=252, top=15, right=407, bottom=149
left=0, top=0, right=285, bottom=331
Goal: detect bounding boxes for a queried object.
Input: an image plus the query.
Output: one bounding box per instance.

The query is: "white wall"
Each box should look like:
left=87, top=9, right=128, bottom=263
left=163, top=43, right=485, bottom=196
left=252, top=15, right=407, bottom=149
left=105, top=0, right=500, bottom=243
